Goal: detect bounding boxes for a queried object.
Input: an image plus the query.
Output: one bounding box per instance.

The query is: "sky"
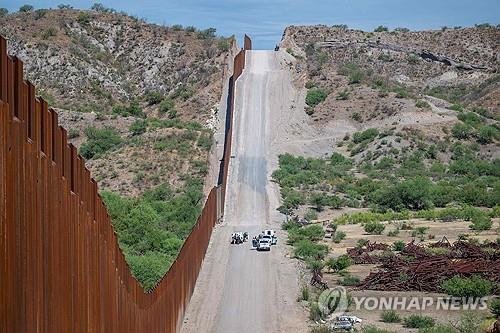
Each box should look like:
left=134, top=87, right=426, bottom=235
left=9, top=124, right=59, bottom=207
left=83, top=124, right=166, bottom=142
left=1, top=0, right=499, bottom=49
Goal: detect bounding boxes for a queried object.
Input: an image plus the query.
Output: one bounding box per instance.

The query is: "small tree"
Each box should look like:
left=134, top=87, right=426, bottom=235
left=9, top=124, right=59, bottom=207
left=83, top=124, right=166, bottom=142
left=19, top=4, right=34, bottom=12
left=0, top=8, right=9, bottom=17
left=58, top=4, right=74, bottom=9
left=325, top=254, right=352, bottom=272
left=374, top=25, right=389, bottom=32
left=441, top=275, right=493, bottom=298
left=310, top=193, right=328, bottom=211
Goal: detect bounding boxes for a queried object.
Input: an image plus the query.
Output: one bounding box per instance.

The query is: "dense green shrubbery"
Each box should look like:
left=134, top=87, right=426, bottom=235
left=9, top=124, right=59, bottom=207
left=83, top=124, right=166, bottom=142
left=440, top=275, right=494, bottom=298
left=80, top=126, right=123, bottom=159
left=353, top=128, right=379, bottom=144
left=293, top=239, right=329, bottom=260
left=305, top=89, right=328, bottom=107
left=129, top=119, right=148, bottom=136
left=101, top=179, right=203, bottom=290
left=363, top=221, right=385, bottom=234
left=325, top=254, right=352, bottom=272
left=490, top=298, right=500, bottom=318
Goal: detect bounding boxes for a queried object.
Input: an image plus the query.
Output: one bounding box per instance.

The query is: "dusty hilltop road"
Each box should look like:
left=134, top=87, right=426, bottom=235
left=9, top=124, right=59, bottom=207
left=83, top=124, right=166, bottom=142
left=181, top=50, right=308, bottom=333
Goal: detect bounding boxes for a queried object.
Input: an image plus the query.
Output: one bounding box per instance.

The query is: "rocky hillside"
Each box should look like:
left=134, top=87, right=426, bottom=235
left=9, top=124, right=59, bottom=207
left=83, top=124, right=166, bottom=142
left=274, top=25, right=499, bottom=219
left=0, top=8, right=235, bottom=197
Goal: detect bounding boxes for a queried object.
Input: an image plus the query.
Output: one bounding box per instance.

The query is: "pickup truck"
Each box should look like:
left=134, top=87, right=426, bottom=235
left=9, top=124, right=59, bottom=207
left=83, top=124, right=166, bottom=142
left=257, top=239, right=271, bottom=251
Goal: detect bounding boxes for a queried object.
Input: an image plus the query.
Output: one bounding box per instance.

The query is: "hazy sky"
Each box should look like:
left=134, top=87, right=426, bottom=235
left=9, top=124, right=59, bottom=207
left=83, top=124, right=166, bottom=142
left=2, top=0, right=499, bottom=49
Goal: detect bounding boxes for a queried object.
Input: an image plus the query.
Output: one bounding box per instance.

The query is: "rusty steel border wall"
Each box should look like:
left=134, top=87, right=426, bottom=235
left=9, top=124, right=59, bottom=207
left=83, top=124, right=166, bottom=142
left=0, top=34, right=251, bottom=332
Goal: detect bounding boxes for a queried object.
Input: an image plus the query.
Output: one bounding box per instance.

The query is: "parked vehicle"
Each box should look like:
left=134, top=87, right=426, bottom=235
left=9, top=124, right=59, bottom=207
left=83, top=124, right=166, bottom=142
left=337, top=315, right=362, bottom=324
left=257, top=239, right=271, bottom=251
left=262, top=230, right=277, bottom=245
left=332, top=320, right=353, bottom=330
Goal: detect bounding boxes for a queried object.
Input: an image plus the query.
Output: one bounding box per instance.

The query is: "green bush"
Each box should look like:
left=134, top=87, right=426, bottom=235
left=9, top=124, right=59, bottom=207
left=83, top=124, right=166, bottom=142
left=353, top=128, right=379, bottom=143
left=129, top=120, right=147, bottom=136
left=298, top=285, right=309, bottom=301
left=418, top=324, right=457, bottom=333
left=306, top=89, right=328, bottom=107
left=349, top=70, right=365, bottom=84
left=127, top=253, right=169, bottom=291
left=457, top=112, right=483, bottom=127
left=309, top=302, right=323, bottom=321
left=0, top=8, right=9, bottom=17
left=469, top=214, right=493, bottom=230
left=393, top=240, right=405, bottom=251
left=381, top=310, right=401, bottom=323
left=19, top=4, right=34, bottom=12
left=325, top=254, right=352, bottom=272
left=333, top=231, right=346, bottom=243
left=145, top=91, right=163, bottom=105
left=336, top=90, right=350, bottom=100
left=477, top=125, right=499, bottom=144
left=452, top=123, right=474, bottom=139
left=112, top=102, right=145, bottom=118
left=159, top=98, right=176, bottom=118
left=338, top=274, right=360, bottom=286
left=404, top=314, right=435, bottom=328
left=293, top=240, right=328, bottom=260
left=288, top=225, right=325, bottom=244
left=449, top=104, right=464, bottom=112
left=80, top=126, right=122, bottom=159
left=363, top=221, right=385, bottom=234
left=490, top=297, right=500, bottom=318
left=416, top=100, right=430, bottom=108
left=440, top=275, right=493, bottom=298
left=304, top=209, right=319, bottom=221
left=374, top=25, right=389, bottom=32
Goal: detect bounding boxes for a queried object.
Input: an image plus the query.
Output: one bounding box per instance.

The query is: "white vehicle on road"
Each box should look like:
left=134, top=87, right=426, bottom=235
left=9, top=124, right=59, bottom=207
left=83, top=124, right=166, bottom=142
left=257, top=239, right=271, bottom=251
left=262, top=230, right=278, bottom=245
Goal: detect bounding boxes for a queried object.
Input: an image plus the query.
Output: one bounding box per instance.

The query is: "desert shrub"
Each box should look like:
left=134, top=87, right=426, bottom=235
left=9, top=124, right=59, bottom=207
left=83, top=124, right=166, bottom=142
left=477, top=125, right=499, bottom=144
left=440, top=275, right=493, bottom=298
left=469, top=214, right=493, bottom=231
left=112, top=102, right=145, bottom=118
left=145, top=91, right=163, bottom=105
left=333, top=231, right=346, bottom=243
left=298, top=285, right=310, bottom=301
left=325, top=254, right=352, bottom=272
left=338, top=274, right=360, bottom=286
left=309, top=193, right=329, bottom=211
left=336, top=90, right=350, bottom=100
left=197, top=133, right=212, bottom=151
left=185, top=26, right=196, bottom=32
left=42, top=27, right=57, bottom=39
left=393, top=240, right=405, bottom=251
left=306, top=89, right=328, bottom=107
left=404, top=315, right=435, bottom=328
left=490, top=298, right=500, bottom=318
left=80, top=126, right=122, bottom=159
left=374, top=25, right=389, bottom=32
left=67, top=128, right=79, bottom=139
left=353, top=128, right=379, bottom=143
left=381, top=310, right=401, bottom=323
left=416, top=100, right=430, bottom=108
left=127, top=253, right=169, bottom=291
left=310, top=326, right=330, bottom=333
left=363, top=221, right=385, bottom=234
left=304, top=209, right=319, bottom=221
left=349, top=70, right=365, bottom=84
left=309, top=302, right=323, bottom=321
left=294, top=240, right=328, bottom=260
left=129, top=120, right=147, bottom=136
left=58, top=4, right=73, bottom=9
left=449, top=104, right=464, bottom=111
left=158, top=98, right=176, bottom=117
left=19, top=4, right=34, bottom=12
left=288, top=225, right=325, bottom=244
left=457, top=112, right=483, bottom=127
left=217, top=38, right=231, bottom=51
left=0, top=8, right=9, bottom=17
left=418, top=324, right=456, bottom=333
left=197, top=27, right=216, bottom=39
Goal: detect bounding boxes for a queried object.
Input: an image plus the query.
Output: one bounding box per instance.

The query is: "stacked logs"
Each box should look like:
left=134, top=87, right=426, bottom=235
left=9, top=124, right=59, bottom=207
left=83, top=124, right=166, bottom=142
left=354, top=240, right=500, bottom=292
left=346, top=241, right=390, bottom=264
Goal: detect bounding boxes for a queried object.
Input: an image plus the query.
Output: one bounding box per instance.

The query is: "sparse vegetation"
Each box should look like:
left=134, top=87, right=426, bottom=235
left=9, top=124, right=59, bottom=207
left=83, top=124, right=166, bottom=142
left=381, top=310, right=401, bottom=323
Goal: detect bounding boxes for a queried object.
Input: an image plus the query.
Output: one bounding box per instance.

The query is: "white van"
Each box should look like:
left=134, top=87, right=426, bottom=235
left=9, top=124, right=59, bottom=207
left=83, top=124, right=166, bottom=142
left=262, top=230, right=277, bottom=245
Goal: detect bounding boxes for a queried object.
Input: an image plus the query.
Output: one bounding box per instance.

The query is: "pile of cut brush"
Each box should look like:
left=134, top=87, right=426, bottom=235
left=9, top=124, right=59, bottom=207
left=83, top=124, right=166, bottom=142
left=348, top=239, right=500, bottom=292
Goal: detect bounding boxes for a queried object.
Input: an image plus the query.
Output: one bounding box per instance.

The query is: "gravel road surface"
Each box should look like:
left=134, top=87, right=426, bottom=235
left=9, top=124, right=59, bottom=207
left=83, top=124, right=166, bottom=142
left=181, top=50, right=308, bottom=333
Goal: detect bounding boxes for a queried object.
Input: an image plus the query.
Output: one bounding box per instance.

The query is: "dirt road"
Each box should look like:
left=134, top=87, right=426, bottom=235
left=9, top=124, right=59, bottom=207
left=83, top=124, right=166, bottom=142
left=181, top=51, right=308, bottom=333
